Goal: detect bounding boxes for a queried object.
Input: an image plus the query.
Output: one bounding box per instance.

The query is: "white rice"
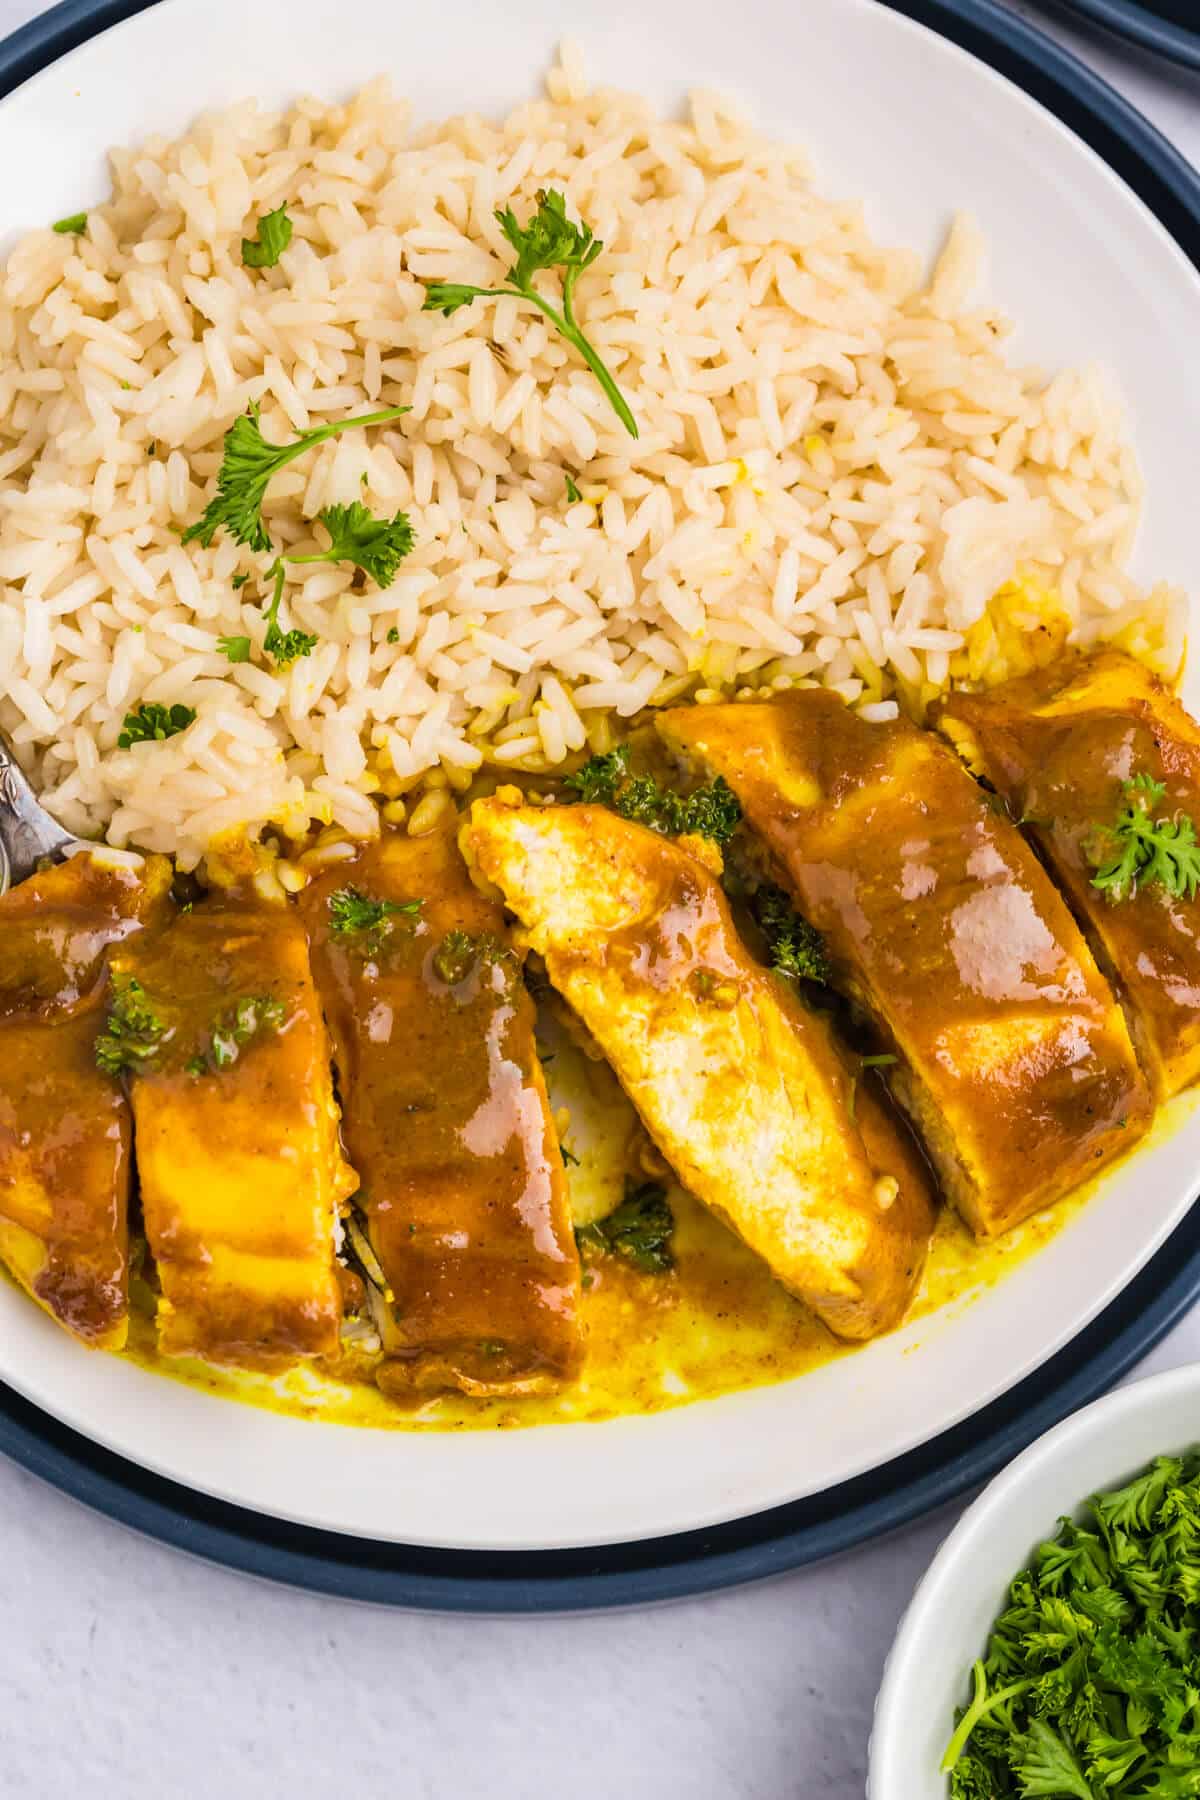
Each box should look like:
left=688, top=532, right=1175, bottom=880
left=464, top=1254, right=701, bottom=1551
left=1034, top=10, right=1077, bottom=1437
left=0, top=51, right=1187, bottom=868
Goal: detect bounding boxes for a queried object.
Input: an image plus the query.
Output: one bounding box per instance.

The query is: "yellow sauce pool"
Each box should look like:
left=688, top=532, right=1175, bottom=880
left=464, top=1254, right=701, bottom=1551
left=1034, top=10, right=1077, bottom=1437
left=117, top=1045, right=1200, bottom=1434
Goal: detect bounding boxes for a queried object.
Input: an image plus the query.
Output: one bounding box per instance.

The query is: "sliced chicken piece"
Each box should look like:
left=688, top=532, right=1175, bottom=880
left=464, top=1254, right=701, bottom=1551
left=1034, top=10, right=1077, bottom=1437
left=0, top=851, right=171, bottom=1349
left=462, top=796, right=936, bottom=1342
left=111, top=896, right=355, bottom=1370
left=301, top=825, right=582, bottom=1397
left=939, top=650, right=1200, bottom=1101
left=659, top=690, right=1151, bottom=1238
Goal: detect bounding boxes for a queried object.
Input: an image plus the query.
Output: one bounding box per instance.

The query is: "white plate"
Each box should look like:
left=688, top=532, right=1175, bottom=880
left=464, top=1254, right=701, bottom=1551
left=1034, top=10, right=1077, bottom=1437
left=1, top=0, right=1199, bottom=1553
left=868, top=1361, right=1200, bottom=1798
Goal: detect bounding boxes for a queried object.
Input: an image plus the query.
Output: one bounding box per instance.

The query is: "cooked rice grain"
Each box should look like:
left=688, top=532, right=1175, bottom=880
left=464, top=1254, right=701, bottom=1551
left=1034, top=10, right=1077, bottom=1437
left=0, top=58, right=1186, bottom=866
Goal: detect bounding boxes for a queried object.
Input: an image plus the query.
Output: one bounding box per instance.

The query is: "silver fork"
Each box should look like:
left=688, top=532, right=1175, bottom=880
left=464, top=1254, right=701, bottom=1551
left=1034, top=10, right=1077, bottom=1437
left=0, top=727, right=81, bottom=897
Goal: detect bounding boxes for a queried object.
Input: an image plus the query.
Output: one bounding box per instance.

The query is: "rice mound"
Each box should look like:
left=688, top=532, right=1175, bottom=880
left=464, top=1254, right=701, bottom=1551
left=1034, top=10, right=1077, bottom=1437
left=0, top=48, right=1185, bottom=867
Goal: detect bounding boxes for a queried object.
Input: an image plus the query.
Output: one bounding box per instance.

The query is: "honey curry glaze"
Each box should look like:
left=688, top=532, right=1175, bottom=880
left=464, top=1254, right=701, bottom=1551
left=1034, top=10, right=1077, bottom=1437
left=0, top=644, right=1197, bottom=1433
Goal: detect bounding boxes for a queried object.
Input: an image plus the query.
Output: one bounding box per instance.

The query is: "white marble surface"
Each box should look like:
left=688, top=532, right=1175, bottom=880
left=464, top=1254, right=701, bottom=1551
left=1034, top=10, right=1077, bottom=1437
left=0, top=4, right=1197, bottom=1795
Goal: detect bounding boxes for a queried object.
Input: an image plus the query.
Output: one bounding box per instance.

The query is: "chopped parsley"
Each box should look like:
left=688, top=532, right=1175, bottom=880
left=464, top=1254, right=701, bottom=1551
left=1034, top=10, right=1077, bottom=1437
left=287, top=501, right=415, bottom=589
left=431, top=927, right=510, bottom=987
left=181, top=403, right=410, bottom=554
left=386, top=626, right=400, bottom=644
left=753, top=884, right=830, bottom=985
left=575, top=1180, right=675, bottom=1275
left=564, top=472, right=582, bottom=504
left=231, top=571, right=250, bottom=590
left=117, top=701, right=196, bottom=749
left=52, top=212, right=87, bottom=235
left=944, top=1450, right=1200, bottom=1798
left=422, top=189, right=636, bottom=438
left=217, top=635, right=252, bottom=663
left=1090, top=772, right=1200, bottom=905
left=328, top=886, right=422, bottom=949
left=189, top=993, right=286, bottom=1074
left=241, top=203, right=293, bottom=269
left=95, top=976, right=170, bottom=1077
left=564, top=745, right=742, bottom=848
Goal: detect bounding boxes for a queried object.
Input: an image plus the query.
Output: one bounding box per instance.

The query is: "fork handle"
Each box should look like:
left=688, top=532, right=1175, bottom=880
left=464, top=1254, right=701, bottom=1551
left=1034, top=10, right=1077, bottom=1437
left=0, top=729, right=78, bottom=893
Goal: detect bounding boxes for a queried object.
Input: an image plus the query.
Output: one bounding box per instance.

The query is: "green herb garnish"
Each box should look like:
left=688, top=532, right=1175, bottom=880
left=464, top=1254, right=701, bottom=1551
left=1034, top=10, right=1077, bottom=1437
left=286, top=502, right=414, bottom=589
left=575, top=1180, right=675, bottom=1275
left=422, top=189, right=636, bottom=438
left=564, top=473, right=582, bottom=504
left=117, top=701, right=196, bottom=749
left=328, top=886, right=422, bottom=949
left=564, top=745, right=630, bottom=804
left=241, top=203, right=293, bottom=269
left=1090, top=772, right=1200, bottom=905
left=181, top=404, right=410, bottom=553
left=52, top=212, right=87, bottom=235
left=95, top=976, right=170, bottom=1076
left=231, top=571, right=250, bottom=590
left=943, top=1450, right=1200, bottom=1797
left=753, top=884, right=830, bottom=986
left=386, top=626, right=400, bottom=644
left=217, top=635, right=252, bottom=663
left=261, top=560, right=317, bottom=668
left=564, top=745, right=741, bottom=848
left=189, top=994, right=286, bottom=1075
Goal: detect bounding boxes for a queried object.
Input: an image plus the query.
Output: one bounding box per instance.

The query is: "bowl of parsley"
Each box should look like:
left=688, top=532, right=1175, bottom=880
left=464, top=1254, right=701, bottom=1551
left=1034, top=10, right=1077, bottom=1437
left=869, top=1361, right=1200, bottom=1799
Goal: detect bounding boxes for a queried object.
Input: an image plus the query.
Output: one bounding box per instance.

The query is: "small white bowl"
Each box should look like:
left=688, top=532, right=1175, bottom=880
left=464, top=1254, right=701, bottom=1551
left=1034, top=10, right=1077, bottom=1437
left=868, top=1362, right=1200, bottom=1799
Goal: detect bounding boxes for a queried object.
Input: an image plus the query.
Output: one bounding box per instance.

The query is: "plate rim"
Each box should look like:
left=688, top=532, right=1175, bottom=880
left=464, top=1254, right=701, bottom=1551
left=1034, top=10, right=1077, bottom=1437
left=1, top=0, right=1199, bottom=1608
left=1051, top=0, right=1200, bottom=71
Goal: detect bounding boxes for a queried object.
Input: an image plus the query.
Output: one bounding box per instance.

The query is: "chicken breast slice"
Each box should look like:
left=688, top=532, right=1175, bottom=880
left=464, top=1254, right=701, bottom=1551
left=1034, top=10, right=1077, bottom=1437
left=939, top=650, right=1200, bottom=1101
left=0, top=851, right=171, bottom=1349
left=300, top=825, right=582, bottom=1398
left=462, top=795, right=936, bottom=1342
left=659, top=691, right=1151, bottom=1238
left=111, top=896, right=355, bottom=1370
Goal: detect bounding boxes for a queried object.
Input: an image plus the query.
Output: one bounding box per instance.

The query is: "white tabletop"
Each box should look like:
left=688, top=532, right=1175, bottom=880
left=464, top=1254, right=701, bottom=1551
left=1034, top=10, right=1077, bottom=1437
left=0, top=5, right=1197, bottom=1796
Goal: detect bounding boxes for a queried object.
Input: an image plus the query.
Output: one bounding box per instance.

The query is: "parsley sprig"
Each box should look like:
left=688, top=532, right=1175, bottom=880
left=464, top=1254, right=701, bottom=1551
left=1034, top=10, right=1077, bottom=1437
left=217, top=499, right=414, bottom=668
left=575, top=1181, right=675, bottom=1275
left=753, top=884, right=830, bottom=986
left=181, top=404, right=410, bottom=554
left=1090, top=773, right=1200, bottom=905
left=260, top=560, right=317, bottom=668
left=565, top=745, right=741, bottom=848
left=329, top=886, right=422, bottom=950
left=241, top=203, right=292, bottom=269
left=422, top=189, right=637, bottom=438
left=944, top=1450, right=1200, bottom=1797
left=287, top=502, right=415, bottom=588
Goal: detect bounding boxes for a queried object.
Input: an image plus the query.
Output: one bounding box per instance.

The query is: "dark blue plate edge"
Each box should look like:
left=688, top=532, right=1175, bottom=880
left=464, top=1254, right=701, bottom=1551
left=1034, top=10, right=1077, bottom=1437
left=1051, top=0, right=1200, bottom=72
left=0, top=0, right=1197, bottom=1611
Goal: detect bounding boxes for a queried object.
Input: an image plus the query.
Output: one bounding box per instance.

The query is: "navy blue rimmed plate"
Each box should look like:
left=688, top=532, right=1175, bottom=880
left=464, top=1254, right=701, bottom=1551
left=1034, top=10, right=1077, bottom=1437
left=1053, top=0, right=1200, bottom=71
left=1, top=0, right=1199, bottom=1609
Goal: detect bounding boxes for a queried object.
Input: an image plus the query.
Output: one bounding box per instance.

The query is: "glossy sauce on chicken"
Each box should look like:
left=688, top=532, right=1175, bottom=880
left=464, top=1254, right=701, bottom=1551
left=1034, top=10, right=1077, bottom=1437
left=112, top=895, right=354, bottom=1370
left=660, top=692, right=1151, bottom=1237
left=0, top=852, right=170, bottom=1348
left=301, top=827, right=582, bottom=1397
left=463, top=796, right=936, bottom=1340
left=941, top=651, right=1200, bottom=1100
